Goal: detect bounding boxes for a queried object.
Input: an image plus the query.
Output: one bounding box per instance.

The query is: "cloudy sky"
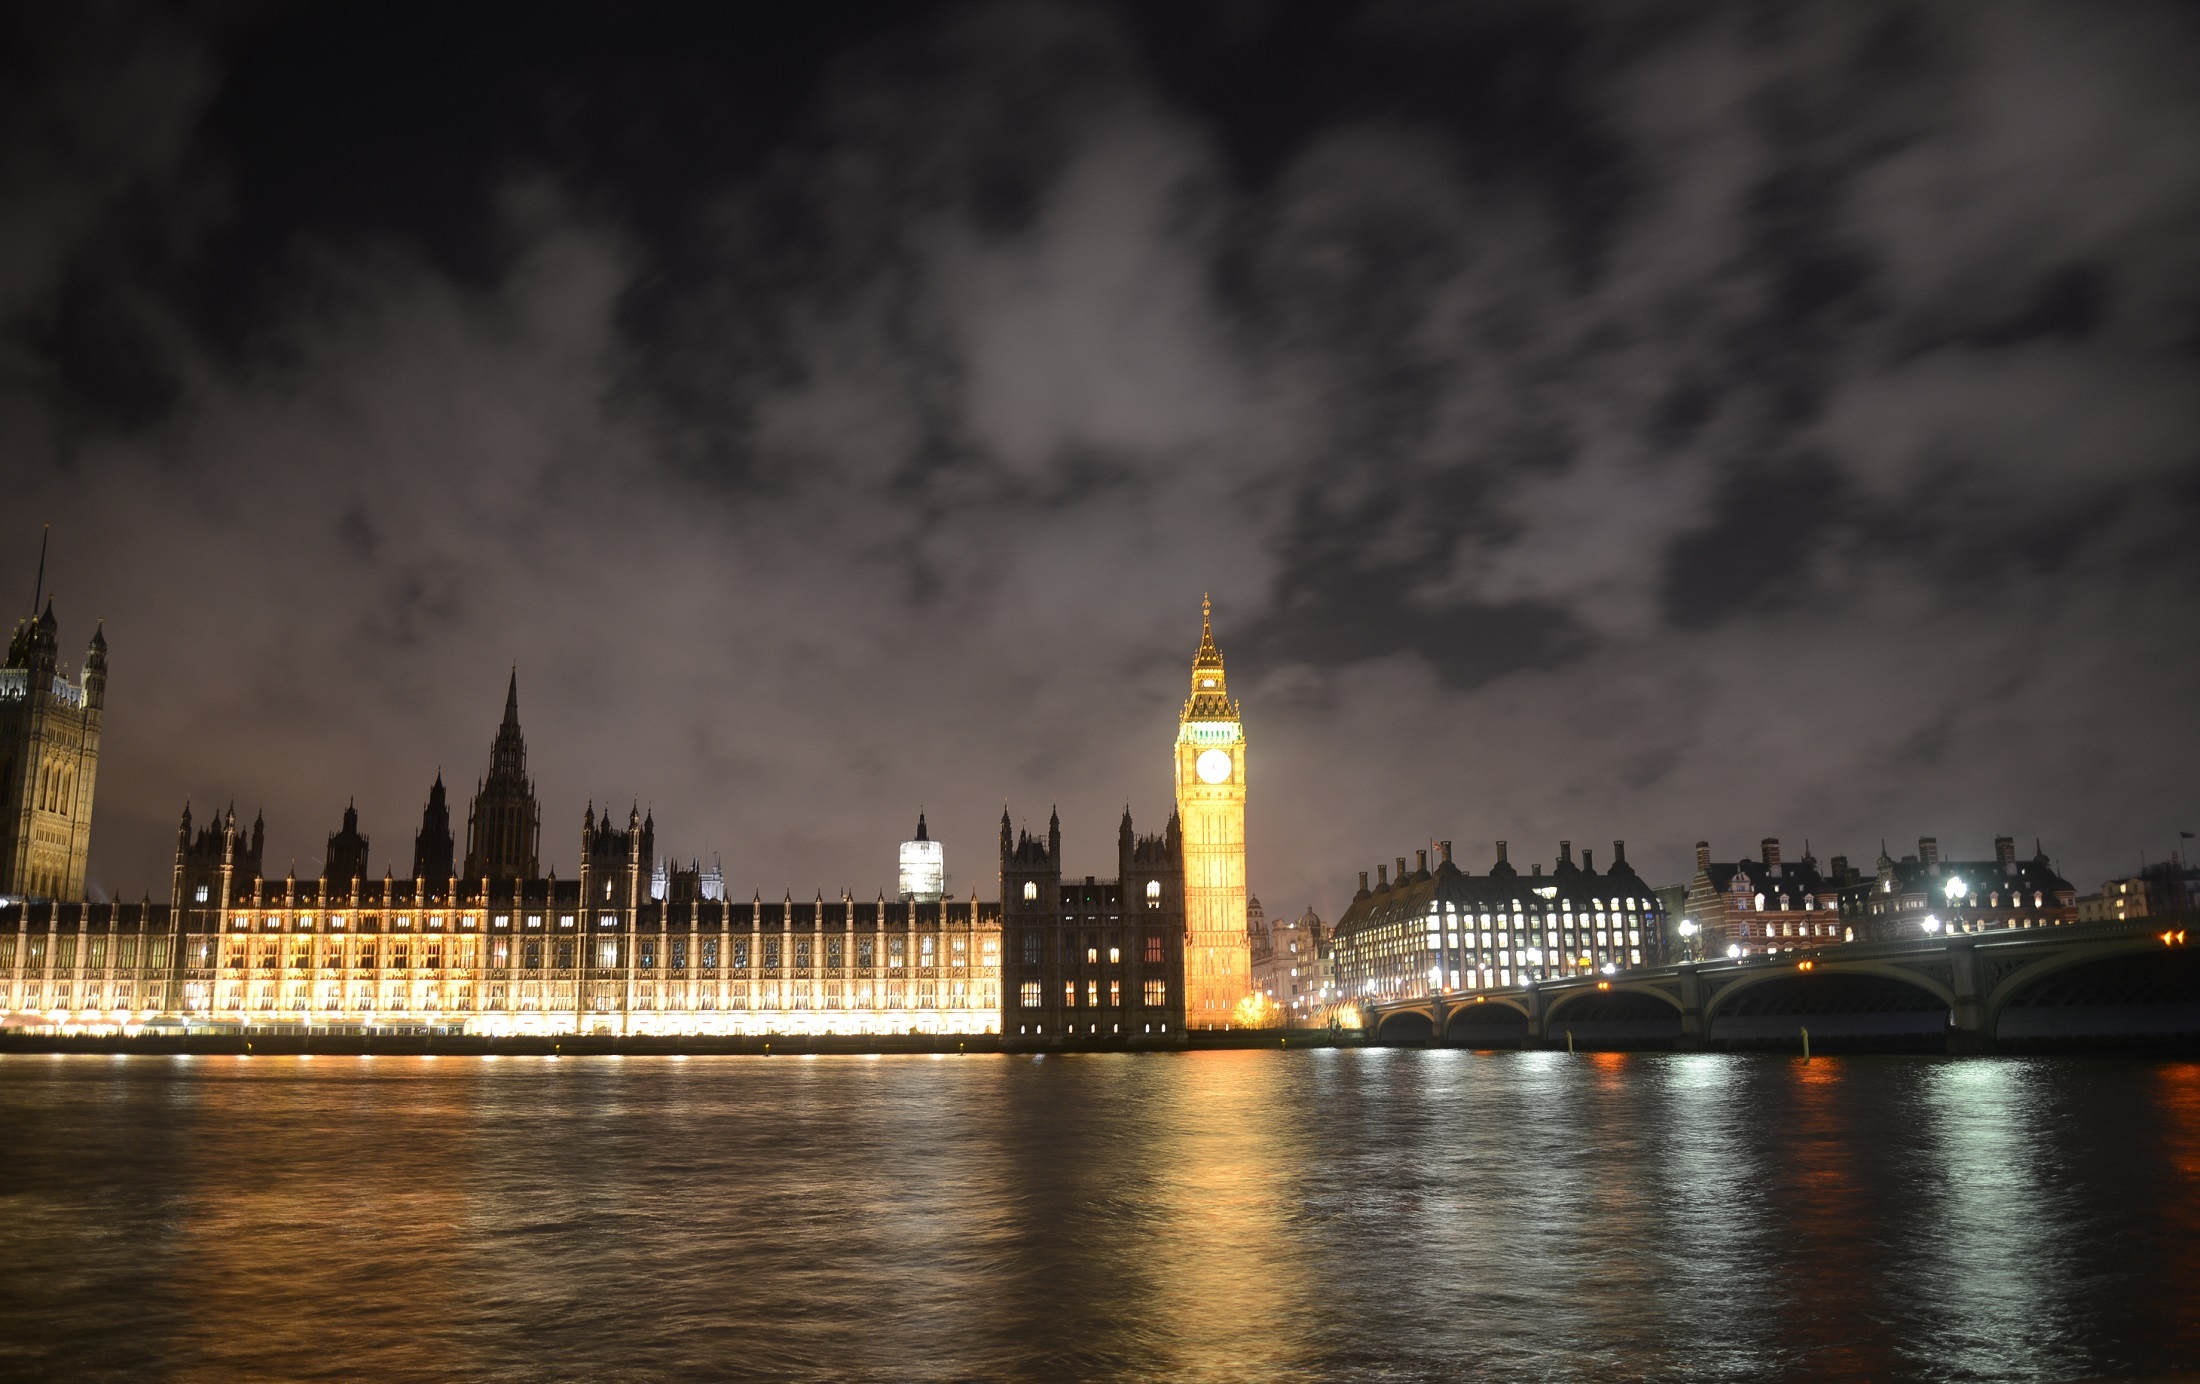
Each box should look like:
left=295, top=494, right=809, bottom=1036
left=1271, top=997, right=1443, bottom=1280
left=6, top=2, right=2197, bottom=911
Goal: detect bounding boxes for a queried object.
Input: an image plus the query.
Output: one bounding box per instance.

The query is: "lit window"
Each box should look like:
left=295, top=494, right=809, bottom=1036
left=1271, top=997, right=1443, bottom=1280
left=1064, top=981, right=1077, bottom=1008
left=1143, top=978, right=1167, bottom=1007
left=1020, top=980, right=1043, bottom=1008
left=1023, top=882, right=1038, bottom=901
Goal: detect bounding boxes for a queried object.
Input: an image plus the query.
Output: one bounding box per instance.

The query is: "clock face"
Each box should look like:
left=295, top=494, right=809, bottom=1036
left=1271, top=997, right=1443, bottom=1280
left=1195, top=749, right=1232, bottom=784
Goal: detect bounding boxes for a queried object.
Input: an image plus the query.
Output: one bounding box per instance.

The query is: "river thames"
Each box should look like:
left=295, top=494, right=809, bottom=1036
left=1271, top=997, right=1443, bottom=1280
left=2, top=1050, right=2195, bottom=1382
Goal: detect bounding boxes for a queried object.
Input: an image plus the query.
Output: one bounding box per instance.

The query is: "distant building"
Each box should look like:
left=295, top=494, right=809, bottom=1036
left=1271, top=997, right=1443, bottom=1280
left=2077, top=854, right=2198, bottom=923
left=1329, top=839, right=1667, bottom=1006
left=1249, top=900, right=1326, bottom=1026
left=0, top=602, right=105, bottom=902
left=998, top=806, right=1187, bottom=1043
left=1683, top=839, right=1856, bottom=960
left=1856, top=836, right=2077, bottom=940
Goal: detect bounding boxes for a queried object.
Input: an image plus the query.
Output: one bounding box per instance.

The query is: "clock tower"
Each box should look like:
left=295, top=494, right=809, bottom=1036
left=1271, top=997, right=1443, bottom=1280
left=1174, top=597, right=1249, bottom=1027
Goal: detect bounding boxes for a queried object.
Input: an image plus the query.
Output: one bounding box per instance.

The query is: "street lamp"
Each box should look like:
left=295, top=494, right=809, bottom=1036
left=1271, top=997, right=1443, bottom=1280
left=1678, top=918, right=1699, bottom=963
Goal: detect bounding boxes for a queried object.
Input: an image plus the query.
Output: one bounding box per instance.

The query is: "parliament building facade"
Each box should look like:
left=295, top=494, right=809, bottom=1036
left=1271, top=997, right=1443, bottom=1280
left=0, top=607, right=1242, bottom=1042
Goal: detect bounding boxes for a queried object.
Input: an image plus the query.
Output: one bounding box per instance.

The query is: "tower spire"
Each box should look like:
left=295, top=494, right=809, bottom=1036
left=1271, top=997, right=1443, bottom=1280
left=29, top=522, right=48, bottom=619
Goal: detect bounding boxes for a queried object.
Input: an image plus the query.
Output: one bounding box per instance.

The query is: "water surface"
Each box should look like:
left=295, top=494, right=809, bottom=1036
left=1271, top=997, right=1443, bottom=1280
left=2, top=1050, right=2195, bottom=1382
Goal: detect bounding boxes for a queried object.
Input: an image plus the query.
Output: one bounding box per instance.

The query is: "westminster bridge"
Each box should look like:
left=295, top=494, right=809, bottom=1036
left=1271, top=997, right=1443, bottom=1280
left=1361, top=918, right=2199, bottom=1052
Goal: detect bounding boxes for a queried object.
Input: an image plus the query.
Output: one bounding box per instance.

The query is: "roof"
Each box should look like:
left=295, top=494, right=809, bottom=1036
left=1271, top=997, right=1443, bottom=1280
left=1332, top=851, right=1660, bottom=944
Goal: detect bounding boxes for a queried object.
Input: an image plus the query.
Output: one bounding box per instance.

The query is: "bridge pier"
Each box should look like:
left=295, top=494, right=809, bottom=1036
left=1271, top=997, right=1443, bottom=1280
left=1946, top=940, right=1995, bottom=1054
left=1676, top=966, right=1706, bottom=1051
left=1522, top=984, right=1549, bottom=1049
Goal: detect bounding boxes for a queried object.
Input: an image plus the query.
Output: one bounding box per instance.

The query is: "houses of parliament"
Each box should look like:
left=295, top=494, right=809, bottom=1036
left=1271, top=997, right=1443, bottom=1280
left=0, top=602, right=1255, bottom=1041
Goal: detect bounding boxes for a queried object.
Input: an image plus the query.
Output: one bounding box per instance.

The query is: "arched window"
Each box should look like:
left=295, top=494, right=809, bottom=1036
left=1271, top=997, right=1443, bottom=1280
left=1022, top=881, right=1038, bottom=902
left=1146, top=880, right=1162, bottom=898
left=1755, top=893, right=1765, bottom=912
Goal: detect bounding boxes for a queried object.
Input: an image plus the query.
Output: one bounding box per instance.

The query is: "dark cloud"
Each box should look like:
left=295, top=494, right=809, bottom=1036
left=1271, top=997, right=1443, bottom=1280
left=3, top=0, right=2197, bottom=914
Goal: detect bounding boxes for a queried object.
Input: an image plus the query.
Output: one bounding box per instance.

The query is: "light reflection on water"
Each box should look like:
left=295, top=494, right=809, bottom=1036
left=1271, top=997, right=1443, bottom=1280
left=1, top=1051, right=2196, bottom=1382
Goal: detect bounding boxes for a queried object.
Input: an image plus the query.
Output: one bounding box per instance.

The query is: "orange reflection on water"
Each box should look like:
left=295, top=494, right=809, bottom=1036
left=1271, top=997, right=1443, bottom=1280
left=2155, top=1062, right=2200, bottom=1282
left=164, top=1057, right=480, bottom=1384
left=1776, top=1057, right=1878, bottom=1379
left=1140, top=1050, right=1318, bottom=1378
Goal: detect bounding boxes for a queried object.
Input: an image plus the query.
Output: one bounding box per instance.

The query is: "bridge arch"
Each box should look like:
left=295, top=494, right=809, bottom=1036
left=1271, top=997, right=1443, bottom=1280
left=1374, top=1007, right=1438, bottom=1044
left=1985, top=934, right=2190, bottom=1021
left=1704, top=960, right=1955, bottom=1022
left=1439, top=994, right=1532, bottom=1047
left=1544, top=984, right=1682, bottom=1024
left=1990, top=938, right=2200, bottom=1043
left=1441, top=994, right=1533, bottom=1024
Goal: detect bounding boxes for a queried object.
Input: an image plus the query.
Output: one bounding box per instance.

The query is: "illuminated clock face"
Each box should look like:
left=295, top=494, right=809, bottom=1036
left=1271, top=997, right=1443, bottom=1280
left=1196, top=749, right=1232, bottom=784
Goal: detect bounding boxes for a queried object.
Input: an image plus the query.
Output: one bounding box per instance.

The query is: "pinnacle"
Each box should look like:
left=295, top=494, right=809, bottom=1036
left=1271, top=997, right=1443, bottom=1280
left=1192, top=595, right=1224, bottom=671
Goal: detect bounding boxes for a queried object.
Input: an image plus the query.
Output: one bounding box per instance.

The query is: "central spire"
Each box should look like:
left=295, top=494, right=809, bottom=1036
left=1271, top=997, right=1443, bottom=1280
left=1194, top=593, right=1223, bottom=670
left=1183, top=596, right=1235, bottom=721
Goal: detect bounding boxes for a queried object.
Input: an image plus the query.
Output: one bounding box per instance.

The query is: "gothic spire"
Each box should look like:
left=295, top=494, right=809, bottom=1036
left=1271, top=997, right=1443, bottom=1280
left=1194, top=593, right=1223, bottom=669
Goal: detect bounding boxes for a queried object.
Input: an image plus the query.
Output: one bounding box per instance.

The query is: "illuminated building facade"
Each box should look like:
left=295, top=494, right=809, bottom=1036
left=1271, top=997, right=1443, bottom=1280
left=1, top=603, right=105, bottom=902
left=1175, top=599, right=1249, bottom=1027
left=998, top=806, right=1187, bottom=1043
left=1682, top=838, right=1859, bottom=959
left=1328, top=840, right=1667, bottom=1004
left=1851, top=835, right=2077, bottom=940
left=0, top=682, right=1001, bottom=1036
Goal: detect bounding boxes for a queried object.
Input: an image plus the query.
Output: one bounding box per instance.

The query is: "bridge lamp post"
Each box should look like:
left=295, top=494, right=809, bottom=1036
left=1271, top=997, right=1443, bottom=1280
left=1923, top=915, right=1943, bottom=935
left=1677, top=919, right=1698, bottom=963
left=1726, top=943, right=1743, bottom=960
left=1524, top=946, right=1543, bottom=981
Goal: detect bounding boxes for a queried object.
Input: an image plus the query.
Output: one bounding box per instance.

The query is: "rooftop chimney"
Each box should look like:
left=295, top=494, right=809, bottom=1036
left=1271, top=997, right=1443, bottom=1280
left=1496, top=841, right=1509, bottom=864
left=1559, top=840, right=1573, bottom=867
left=1582, top=848, right=1595, bottom=873
left=1696, top=841, right=1711, bottom=871
left=1439, top=840, right=1453, bottom=866
left=1612, top=840, right=1627, bottom=868
left=1762, top=838, right=1782, bottom=874
left=1396, top=856, right=1409, bottom=885
left=1376, top=864, right=1388, bottom=889
left=1414, top=850, right=1428, bottom=879
left=1920, top=836, right=1940, bottom=873
left=1995, top=836, right=2017, bottom=873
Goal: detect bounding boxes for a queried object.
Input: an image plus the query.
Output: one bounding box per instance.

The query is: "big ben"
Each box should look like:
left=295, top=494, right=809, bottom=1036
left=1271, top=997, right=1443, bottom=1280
left=1175, top=597, right=1249, bottom=1027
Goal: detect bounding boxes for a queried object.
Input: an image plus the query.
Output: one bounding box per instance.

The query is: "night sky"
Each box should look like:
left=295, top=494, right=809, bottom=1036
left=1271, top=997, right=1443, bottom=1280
left=6, top=3, right=2197, bottom=913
